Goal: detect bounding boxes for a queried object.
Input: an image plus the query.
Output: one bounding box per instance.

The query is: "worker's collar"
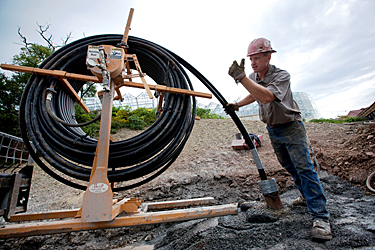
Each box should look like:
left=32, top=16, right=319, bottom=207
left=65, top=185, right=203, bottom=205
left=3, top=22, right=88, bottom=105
left=256, top=65, right=275, bottom=83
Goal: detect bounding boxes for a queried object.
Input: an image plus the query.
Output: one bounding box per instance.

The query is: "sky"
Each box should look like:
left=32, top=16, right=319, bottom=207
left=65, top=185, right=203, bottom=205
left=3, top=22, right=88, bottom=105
left=0, top=0, right=374, bottom=118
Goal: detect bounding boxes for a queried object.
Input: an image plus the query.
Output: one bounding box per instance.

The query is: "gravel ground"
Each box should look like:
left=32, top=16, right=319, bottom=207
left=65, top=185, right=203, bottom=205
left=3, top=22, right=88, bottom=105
left=1, top=119, right=374, bottom=249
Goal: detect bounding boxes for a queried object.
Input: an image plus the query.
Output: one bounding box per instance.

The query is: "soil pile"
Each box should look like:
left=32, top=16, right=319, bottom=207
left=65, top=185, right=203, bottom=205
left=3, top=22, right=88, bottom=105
left=315, top=123, right=375, bottom=187
left=1, top=120, right=374, bottom=249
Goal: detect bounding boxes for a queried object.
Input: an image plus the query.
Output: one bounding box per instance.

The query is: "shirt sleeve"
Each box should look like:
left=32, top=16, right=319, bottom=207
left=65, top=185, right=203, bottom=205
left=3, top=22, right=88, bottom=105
left=266, top=70, right=290, bottom=102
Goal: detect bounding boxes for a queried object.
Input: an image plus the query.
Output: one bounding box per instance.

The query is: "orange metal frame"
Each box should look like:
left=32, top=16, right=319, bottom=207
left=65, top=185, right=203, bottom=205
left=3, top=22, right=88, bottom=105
left=0, top=8, right=237, bottom=239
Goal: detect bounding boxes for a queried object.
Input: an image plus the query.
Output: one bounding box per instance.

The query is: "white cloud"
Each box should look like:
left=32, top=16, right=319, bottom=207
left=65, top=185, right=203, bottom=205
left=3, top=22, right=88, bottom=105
left=316, top=70, right=375, bottom=118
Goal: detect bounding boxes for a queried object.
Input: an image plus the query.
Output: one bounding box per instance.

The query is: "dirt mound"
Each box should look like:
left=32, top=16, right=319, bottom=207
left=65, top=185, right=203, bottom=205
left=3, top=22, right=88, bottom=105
left=1, top=120, right=374, bottom=249
left=314, top=123, right=375, bottom=190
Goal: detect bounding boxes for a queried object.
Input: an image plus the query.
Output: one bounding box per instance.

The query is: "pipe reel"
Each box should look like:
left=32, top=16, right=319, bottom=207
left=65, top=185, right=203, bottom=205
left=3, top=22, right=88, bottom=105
left=19, top=34, right=197, bottom=191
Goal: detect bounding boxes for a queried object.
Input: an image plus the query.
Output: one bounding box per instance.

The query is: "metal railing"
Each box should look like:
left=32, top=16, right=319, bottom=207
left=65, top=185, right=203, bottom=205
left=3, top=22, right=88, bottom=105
left=0, top=132, right=32, bottom=167
left=0, top=132, right=34, bottom=220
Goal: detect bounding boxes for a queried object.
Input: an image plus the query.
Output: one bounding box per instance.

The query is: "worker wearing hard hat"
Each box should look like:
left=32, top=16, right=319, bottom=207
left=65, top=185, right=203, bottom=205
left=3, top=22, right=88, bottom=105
left=227, top=38, right=332, bottom=241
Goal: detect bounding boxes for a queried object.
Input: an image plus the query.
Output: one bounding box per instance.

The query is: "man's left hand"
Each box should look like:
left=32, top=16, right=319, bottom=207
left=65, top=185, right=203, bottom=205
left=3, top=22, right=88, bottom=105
left=228, top=58, right=246, bottom=83
left=225, top=103, right=239, bottom=114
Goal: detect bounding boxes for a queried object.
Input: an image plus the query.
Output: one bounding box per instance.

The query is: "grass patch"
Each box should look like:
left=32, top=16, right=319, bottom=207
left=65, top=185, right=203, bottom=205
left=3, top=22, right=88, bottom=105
left=196, top=107, right=226, bottom=119
left=309, top=116, right=366, bottom=124
left=75, top=105, right=157, bottom=137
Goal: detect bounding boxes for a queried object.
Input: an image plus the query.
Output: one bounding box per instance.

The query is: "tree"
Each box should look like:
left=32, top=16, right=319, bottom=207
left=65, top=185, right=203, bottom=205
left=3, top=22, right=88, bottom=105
left=0, top=73, right=22, bottom=135
left=0, top=24, right=70, bottom=136
left=0, top=43, right=55, bottom=135
left=79, top=82, right=98, bottom=99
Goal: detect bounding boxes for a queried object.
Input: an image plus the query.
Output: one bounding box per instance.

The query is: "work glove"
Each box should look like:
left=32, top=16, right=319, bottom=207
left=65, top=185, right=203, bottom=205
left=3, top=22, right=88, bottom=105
left=225, top=102, right=239, bottom=114
left=228, top=58, right=246, bottom=83
left=249, top=133, right=262, bottom=147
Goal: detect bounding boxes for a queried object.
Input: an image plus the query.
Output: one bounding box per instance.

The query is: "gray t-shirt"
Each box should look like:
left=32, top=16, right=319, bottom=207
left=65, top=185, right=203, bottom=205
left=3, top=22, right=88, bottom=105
left=249, top=65, right=301, bottom=125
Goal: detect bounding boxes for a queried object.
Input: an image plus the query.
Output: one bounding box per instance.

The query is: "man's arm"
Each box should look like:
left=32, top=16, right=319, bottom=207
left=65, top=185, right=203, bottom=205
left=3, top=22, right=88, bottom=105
left=240, top=77, right=276, bottom=104
left=226, top=94, right=255, bottom=113
left=228, top=59, right=276, bottom=104
left=237, top=94, right=256, bottom=107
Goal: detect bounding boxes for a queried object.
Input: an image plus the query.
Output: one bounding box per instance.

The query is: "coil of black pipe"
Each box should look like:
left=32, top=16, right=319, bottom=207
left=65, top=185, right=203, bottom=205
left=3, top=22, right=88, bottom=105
left=20, top=34, right=266, bottom=192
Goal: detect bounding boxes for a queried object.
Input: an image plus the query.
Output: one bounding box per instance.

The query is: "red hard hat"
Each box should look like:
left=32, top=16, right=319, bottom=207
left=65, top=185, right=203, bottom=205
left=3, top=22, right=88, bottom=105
left=247, top=38, right=277, bottom=56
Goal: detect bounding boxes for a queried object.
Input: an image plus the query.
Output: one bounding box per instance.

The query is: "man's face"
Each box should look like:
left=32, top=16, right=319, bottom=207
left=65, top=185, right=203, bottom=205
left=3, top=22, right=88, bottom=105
left=249, top=53, right=271, bottom=74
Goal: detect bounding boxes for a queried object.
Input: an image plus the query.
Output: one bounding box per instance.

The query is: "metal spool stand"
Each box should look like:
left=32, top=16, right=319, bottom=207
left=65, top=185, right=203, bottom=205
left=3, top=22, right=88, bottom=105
left=0, top=9, right=237, bottom=238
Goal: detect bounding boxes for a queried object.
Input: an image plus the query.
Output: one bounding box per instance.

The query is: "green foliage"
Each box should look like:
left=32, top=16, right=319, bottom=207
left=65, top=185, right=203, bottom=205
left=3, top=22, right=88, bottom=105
left=74, top=104, right=100, bottom=137
left=131, top=107, right=157, bottom=125
left=79, top=82, right=97, bottom=99
left=12, top=44, right=54, bottom=68
left=12, top=44, right=54, bottom=88
left=0, top=73, right=22, bottom=135
left=309, top=116, right=366, bottom=124
left=127, top=114, right=147, bottom=130
left=196, top=107, right=225, bottom=119
left=75, top=105, right=157, bottom=137
left=0, top=43, right=54, bottom=136
left=112, top=106, right=156, bottom=130
left=71, top=83, right=98, bottom=130
left=344, top=116, right=367, bottom=123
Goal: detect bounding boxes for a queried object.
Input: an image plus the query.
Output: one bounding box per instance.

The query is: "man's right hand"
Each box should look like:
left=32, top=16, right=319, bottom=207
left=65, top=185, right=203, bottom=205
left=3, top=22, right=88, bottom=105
left=228, top=59, right=246, bottom=83
left=225, top=103, right=239, bottom=114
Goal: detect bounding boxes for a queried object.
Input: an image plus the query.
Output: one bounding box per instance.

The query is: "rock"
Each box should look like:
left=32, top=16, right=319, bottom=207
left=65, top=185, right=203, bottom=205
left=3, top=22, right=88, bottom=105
left=237, top=199, right=246, bottom=206
left=367, top=224, right=375, bottom=233
left=365, top=152, right=375, bottom=157
left=145, top=234, right=153, bottom=241
left=240, top=202, right=253, bottom=211
left=246, top=212, right=278, bottom=223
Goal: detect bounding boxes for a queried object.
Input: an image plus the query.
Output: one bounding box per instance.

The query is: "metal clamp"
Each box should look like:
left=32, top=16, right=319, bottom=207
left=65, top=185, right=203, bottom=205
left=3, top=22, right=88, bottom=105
left=258, top=178, right=279, bottom=195
left=86, top=47, right=110, bottom=92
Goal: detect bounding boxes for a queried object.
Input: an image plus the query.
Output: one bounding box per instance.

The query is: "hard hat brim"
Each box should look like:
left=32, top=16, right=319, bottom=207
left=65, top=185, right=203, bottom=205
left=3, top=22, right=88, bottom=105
left=247, top=49, right=277, bottom=57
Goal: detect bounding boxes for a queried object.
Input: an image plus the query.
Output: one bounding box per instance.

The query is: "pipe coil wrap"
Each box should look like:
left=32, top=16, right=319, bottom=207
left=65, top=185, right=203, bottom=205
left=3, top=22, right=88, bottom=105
left=20, top=34, right=264, bottom=191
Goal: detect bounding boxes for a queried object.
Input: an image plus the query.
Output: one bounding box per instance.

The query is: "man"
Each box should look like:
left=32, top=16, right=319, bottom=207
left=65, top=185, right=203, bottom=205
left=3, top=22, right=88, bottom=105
left=227, top=38, right=332, bottom=241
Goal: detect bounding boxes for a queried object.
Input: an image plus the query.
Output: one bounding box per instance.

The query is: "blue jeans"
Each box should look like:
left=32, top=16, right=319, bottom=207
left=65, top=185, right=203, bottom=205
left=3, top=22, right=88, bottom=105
left=267, top=121, right=329, bottom=221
